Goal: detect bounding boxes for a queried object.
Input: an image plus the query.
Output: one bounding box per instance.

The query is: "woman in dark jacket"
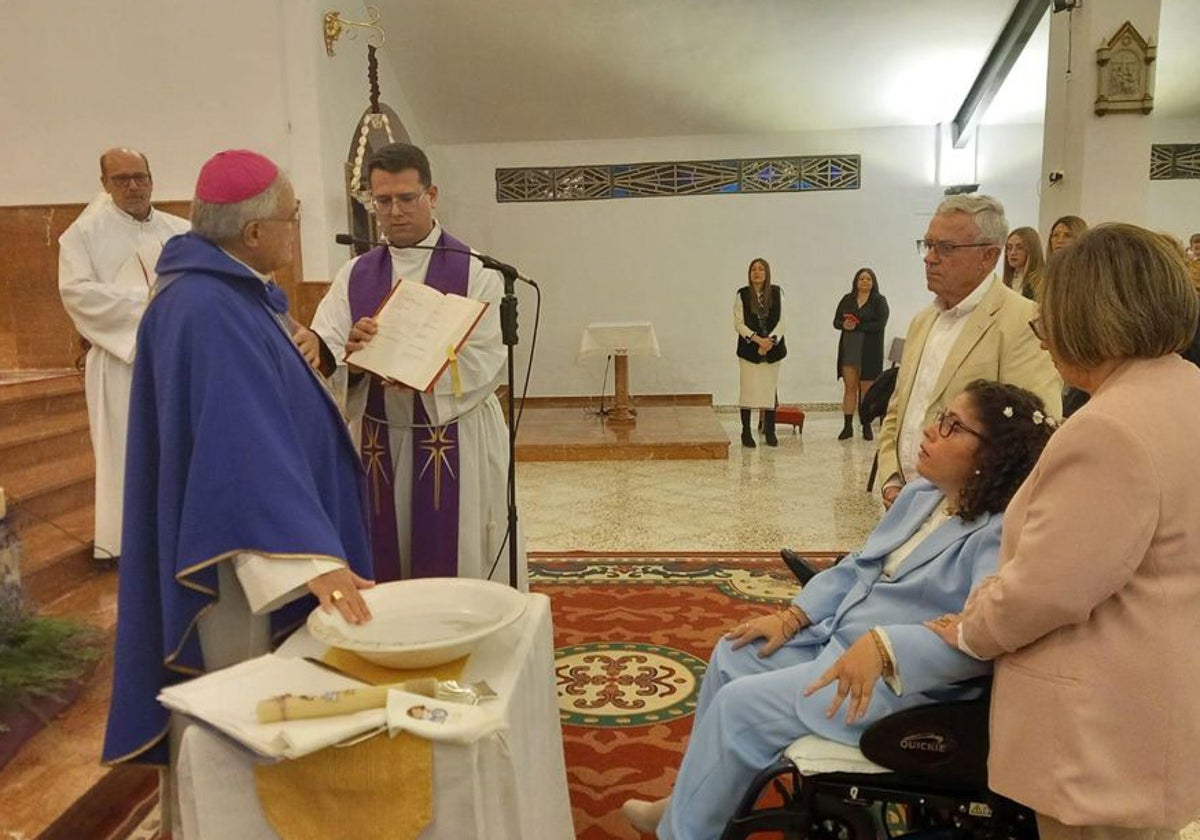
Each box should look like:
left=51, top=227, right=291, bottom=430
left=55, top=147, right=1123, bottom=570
left=734, top=257, right=786, bottom=447
left=833, top=268, right=889, bottom=440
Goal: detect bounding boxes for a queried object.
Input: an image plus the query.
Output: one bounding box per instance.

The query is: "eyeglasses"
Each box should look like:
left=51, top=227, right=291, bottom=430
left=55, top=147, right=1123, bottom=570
left=1028, top=318, right=1046, bottom=341
left=107, top=173, right=151, bottom=188
left=371, top=190, right=428, bottom=214
left=934, top=408, right=988, bottom=441
left=916, top=240, right=994, bottom=259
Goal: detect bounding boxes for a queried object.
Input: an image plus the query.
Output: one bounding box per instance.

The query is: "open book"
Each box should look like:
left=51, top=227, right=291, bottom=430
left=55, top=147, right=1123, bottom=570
left=344, top=280, right=488, bottom=391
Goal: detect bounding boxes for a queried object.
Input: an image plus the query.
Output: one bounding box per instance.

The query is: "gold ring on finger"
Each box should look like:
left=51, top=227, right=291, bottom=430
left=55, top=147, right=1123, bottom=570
left=331, top=589, right=345, bottom=603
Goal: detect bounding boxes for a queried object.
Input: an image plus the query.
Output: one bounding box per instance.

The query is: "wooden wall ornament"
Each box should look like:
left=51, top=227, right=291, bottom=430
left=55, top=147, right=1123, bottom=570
left=1094, top=21, right=1155, bottom=116
left=342, top=44, right=409, bottom=254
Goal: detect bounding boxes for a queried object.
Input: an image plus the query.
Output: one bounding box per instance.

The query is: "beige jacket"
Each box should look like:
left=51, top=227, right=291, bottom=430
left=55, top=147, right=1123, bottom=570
left=876, top=278, right=1062, bottom=484
left=962, top=354, right=1200, bottom=828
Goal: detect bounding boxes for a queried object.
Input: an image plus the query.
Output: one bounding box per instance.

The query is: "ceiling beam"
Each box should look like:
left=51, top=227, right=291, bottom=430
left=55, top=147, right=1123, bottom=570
left=952, top=0, right=1052, bottom=148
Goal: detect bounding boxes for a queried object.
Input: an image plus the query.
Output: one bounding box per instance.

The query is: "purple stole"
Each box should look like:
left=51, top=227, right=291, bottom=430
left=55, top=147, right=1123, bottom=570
left=347, top=232, right=471, bottom=581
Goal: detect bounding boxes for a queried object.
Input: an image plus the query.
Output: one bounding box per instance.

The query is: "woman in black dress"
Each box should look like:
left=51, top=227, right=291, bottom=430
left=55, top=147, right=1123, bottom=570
left=833, top=267, right=889, bottom=440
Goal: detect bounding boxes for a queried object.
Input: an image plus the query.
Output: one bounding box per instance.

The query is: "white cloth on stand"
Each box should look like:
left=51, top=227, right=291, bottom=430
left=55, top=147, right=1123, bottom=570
left=174, top=593, right=574, bottom=839
left=57, top=197, right=189, bottom=558
left=577, top=321, right=660, bottom=360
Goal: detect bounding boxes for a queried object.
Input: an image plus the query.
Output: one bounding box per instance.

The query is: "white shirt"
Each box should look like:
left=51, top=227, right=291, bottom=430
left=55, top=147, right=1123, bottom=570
left=895, top=276, right=994, bottom=481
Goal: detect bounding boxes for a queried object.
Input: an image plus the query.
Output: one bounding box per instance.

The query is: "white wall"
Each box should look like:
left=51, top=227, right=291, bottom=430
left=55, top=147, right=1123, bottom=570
left=431, top=124, right=1046, bottom=404
left=0, top=0, right=420, bottom=281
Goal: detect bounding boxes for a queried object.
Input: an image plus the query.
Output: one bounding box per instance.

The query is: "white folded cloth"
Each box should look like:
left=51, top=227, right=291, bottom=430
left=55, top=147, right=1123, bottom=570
left=158, top=654, right=386, bottom=759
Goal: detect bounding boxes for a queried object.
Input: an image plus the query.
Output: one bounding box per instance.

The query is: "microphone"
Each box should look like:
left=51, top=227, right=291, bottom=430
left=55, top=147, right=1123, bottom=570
left=334, top=233, right=536, bottom=287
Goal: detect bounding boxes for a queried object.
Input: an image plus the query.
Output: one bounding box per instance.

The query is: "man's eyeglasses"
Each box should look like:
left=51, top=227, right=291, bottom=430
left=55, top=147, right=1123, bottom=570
left=107, top=173, right=151, bottom=188
left=934, top=408, right=988, bottom=441
left=371, top=190, right=427, bottom=214
left=916, top=240, right=994, bottom=259
left=1028, top=318, right=1046, bottom=341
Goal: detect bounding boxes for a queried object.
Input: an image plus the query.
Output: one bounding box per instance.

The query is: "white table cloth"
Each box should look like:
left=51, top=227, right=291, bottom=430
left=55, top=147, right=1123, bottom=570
left=173, top=593, right=574, bottom=839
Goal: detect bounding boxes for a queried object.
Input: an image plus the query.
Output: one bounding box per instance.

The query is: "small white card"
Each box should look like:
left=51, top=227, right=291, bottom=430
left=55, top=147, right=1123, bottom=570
left=385, top=689, right=504, bottom=744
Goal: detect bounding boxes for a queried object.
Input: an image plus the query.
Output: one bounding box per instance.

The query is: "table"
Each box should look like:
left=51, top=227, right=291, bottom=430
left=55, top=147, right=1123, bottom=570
left=577, top=321, right=660, bottom=424
left=173, top=594, right=574, bottom=839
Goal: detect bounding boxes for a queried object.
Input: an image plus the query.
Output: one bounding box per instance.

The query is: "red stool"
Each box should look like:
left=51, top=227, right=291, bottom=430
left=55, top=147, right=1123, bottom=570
left=775, top=404, right=805, bottom=434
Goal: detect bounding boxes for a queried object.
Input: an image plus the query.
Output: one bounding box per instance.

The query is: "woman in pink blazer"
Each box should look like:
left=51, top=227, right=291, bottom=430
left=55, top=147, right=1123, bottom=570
left=928, top=225, right=1200, bottom=840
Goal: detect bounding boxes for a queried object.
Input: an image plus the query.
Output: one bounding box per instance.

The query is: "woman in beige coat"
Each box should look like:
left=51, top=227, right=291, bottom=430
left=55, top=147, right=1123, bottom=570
left=928, top=224, right=1200, bottom=839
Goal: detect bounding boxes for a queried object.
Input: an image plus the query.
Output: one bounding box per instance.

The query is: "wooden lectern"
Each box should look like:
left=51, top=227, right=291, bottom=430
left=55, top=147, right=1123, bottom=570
left=577, top=321, right=661, bottom=425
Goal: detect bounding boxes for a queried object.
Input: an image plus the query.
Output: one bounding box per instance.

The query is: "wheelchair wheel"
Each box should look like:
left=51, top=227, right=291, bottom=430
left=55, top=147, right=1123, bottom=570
left=808, top=794, right=878, bottom=840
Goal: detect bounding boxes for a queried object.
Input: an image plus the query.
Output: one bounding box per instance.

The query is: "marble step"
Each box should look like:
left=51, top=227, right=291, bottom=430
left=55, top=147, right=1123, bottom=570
left=0, top=410, right=91, bottom=475
left=0, top=372, right=85, bottom=427
left=15, top=506, right=97, bottom=607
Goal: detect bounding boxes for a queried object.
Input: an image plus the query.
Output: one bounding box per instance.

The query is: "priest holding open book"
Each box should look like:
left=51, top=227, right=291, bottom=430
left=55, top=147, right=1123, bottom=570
left=312, top=142, right=525, bottom=588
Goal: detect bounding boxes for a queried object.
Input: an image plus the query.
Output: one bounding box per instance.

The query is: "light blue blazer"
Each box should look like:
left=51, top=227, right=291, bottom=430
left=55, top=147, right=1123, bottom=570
left=792, top=478, right=999, bottom=728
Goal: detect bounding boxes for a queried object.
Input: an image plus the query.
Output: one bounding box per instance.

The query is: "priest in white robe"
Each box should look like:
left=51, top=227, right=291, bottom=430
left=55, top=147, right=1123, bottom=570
left=311, top=142, right=525, bottom=588
left=57, top=148, right=190, bottom=561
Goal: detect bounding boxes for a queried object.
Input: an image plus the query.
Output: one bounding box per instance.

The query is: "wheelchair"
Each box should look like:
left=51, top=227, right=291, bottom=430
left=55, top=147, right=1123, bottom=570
left=720, top=690, right=1038, bottom=840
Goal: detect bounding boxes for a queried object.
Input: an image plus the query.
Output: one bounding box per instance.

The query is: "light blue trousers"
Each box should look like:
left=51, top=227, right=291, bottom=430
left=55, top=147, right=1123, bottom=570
left=657, top=635, right=864, bottom=840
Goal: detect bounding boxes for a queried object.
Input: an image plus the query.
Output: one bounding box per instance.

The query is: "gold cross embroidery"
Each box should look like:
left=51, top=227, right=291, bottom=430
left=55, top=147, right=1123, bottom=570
left=361, top=419, right=392, bottom=515
left=418, top=425, right=457, bottom=511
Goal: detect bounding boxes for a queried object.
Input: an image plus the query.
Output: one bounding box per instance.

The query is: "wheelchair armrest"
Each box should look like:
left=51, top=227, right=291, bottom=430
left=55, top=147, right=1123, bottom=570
left=858, top=698, right=991, bottom=789
left=780, top=551, right=848, bottom=585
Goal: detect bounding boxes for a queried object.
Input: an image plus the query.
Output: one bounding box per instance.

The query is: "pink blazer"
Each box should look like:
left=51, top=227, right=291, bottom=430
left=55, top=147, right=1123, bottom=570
left=962, top=354, right=1200, bottom=828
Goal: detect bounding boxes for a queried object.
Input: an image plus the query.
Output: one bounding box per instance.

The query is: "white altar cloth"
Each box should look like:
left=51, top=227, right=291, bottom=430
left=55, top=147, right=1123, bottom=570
left=173, top=593, right=573, bottom=839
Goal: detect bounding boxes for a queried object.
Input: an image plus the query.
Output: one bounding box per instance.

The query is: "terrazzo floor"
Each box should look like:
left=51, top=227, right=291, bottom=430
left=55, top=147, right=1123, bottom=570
left=516, top=409, right=885, bottom=553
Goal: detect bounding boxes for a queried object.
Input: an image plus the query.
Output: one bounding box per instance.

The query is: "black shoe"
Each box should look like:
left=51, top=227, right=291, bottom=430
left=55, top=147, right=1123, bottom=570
left=861, top=424, right=873, bottom=441
left=764, top=429, right=778, bottom=447
left=741, top=429, right=757, bottom=448
left=837, top=427, right=853, bottom=440
left=780, top=548, right=819, bottom=585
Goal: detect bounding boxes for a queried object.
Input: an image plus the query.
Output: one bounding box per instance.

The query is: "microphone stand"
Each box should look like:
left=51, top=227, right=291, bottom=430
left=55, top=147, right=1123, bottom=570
left=334, top=234, right=528, bottom=590
left=492, top=265, right=522, bottom=591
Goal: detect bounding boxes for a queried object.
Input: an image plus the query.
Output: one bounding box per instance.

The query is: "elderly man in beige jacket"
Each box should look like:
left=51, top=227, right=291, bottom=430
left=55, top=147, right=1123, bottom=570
left=875, top=194, right=1062, bottom=508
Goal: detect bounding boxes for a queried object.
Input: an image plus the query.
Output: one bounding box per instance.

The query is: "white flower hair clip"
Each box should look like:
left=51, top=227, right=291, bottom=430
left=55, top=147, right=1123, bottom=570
left=1032, top=410, right=1059, bottom=428
left=1001, top=405, right=1058, bottom=429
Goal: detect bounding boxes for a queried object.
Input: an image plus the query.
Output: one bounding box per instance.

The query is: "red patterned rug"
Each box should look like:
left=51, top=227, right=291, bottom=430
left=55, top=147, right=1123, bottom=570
left=529, top=550, right=842, bottom=840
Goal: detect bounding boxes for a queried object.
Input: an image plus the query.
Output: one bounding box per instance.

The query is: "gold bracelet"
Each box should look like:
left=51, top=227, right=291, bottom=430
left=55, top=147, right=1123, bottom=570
left=786, top=605, right=809, bottom=627
left=868, top=628, right=895, bottom=679
left=776, top=610, right=799, bottom=638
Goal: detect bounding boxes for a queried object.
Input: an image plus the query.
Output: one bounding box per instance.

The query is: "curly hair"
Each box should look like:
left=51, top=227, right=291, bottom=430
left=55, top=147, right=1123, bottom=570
left=954, top=380, right=1056, bottom=521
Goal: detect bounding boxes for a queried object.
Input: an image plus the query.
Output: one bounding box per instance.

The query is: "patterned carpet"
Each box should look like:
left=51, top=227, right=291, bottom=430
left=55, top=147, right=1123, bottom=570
left=529, top=551, right=836, bottom=840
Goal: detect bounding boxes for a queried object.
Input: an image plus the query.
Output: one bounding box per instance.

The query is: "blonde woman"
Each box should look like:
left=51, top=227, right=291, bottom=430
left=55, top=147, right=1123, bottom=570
left=1046, top=214, right=1087, bottom=258
left=1002, top=226, right=1044, bottom=300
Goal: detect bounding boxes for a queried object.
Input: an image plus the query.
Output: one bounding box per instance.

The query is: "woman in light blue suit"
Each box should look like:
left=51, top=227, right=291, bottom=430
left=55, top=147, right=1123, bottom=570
left=623, top=380, right=1057, bottom=840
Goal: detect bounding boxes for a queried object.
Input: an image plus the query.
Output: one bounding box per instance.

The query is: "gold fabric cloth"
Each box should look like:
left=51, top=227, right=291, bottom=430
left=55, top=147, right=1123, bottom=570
left=253, top=649, right=468, bottom=840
